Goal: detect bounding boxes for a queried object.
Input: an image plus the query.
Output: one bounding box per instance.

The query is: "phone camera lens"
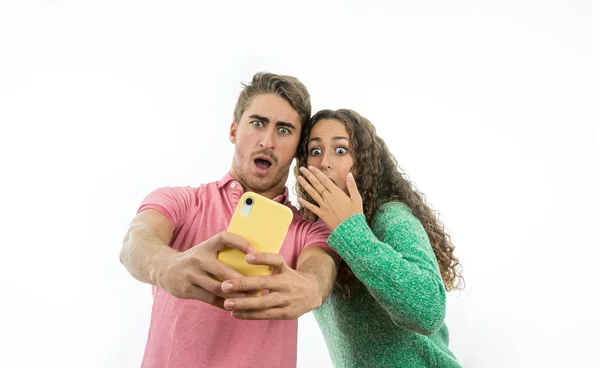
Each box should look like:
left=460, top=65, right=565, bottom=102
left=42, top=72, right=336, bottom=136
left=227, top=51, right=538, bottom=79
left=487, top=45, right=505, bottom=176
left=245, top=197, right=253, bottom=206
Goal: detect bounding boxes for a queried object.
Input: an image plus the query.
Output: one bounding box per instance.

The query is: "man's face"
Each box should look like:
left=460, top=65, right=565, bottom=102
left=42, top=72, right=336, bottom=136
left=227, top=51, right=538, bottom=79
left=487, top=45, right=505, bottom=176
left=229, top=93, right=301, bottom=197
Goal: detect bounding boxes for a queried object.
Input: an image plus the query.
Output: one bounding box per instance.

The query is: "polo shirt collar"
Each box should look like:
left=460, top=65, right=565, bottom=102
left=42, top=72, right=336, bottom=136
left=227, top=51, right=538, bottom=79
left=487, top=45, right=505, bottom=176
left=217, top=172, right=290, bottom=205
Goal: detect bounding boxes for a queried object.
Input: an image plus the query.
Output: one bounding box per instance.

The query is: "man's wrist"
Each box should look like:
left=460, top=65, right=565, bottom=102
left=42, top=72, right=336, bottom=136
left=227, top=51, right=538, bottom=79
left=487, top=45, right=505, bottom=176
left=302, top=272, right=324, bottom=309
left=150, top=247, right=174, bottom=287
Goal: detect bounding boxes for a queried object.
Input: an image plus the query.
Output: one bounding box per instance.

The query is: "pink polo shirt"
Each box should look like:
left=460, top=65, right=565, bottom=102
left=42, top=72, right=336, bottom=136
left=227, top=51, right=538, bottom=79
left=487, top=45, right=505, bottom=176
left=136, top=173, right=333, bottom=368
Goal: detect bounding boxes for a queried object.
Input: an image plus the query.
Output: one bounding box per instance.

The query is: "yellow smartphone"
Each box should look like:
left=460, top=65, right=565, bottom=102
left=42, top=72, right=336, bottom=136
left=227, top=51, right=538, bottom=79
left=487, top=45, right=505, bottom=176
left=217, top=191, right=293, bottom=278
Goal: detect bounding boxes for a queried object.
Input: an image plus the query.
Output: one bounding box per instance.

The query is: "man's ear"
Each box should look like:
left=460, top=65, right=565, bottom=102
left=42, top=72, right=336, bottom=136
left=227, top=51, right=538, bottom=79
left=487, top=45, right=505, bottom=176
left=229, top=121, right=237, bottom=144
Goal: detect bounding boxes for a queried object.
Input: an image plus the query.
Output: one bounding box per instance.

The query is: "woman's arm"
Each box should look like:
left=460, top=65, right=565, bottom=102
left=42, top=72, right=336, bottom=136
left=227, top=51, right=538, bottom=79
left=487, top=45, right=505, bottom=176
left=328, top=202, right=446, bottom=335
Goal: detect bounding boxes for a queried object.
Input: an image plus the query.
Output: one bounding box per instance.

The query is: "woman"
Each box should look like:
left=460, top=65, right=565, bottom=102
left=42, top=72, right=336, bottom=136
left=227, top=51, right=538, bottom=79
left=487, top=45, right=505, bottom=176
left=294, top=109, right=463, bottom=367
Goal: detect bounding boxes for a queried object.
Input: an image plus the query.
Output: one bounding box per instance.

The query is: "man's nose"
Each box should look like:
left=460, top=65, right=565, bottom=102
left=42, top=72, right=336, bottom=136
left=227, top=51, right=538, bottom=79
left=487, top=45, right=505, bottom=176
left=259, top=130, right=276, bottom=150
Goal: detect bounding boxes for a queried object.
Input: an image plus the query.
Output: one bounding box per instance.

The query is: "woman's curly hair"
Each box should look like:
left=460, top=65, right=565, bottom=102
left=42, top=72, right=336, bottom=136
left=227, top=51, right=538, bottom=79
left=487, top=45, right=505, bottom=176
left=294, top=109, right=464, bottom=297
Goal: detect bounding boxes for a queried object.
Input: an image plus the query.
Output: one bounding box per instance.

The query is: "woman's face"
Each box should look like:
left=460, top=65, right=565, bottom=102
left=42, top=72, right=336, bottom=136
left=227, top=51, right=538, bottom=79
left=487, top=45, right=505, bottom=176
left=306, top=119, right=355, bottom=194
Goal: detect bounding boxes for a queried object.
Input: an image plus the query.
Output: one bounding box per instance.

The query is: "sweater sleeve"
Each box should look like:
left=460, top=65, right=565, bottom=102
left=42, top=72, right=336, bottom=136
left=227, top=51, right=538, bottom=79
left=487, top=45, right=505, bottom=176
left=327, top=202, right=446, bottom=335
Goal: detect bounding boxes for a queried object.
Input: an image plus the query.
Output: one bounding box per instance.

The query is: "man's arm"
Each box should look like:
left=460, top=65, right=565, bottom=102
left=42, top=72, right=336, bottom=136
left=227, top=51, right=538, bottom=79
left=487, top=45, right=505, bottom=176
left=220, top=246, right=339, bottom=319
left=120, top=209, right=255, bottom=308
left=120, top=209, right=177, bottom=285
left=296, top=246, right=339, bottom=307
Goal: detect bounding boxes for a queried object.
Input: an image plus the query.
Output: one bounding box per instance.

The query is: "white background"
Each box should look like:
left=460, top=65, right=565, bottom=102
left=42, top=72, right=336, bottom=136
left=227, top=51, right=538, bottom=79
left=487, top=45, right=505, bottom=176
left=0, top=1, right=598, bottom=367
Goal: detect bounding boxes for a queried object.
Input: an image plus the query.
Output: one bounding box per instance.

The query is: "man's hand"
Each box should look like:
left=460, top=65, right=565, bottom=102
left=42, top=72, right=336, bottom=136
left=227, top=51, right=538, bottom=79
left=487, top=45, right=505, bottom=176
left=220, top=253, right=322, bottom=319
left=156, top=232, right=255, bottom=309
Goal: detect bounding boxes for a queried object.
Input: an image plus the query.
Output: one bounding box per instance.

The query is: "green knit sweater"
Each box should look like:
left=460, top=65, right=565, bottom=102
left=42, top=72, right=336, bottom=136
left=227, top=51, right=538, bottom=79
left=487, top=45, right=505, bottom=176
left=313, top=202, right=460, bottom=368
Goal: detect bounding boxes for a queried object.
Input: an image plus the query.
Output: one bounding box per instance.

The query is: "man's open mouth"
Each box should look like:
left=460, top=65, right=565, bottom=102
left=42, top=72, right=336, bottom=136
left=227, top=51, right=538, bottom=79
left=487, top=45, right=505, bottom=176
left=254, top=157, right=273, bottom=170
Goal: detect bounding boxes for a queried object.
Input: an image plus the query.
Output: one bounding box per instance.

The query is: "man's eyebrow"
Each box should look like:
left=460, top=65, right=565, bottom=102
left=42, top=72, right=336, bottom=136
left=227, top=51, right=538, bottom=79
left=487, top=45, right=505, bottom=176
left=276, top=121, right=296, bottom=130
left=248, top=114, right=269, bottom=122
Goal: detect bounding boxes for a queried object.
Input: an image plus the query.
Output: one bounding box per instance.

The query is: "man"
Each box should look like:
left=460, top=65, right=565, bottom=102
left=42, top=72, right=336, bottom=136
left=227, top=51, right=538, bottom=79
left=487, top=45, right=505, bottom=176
left=120, top=72, right=339, bottom=368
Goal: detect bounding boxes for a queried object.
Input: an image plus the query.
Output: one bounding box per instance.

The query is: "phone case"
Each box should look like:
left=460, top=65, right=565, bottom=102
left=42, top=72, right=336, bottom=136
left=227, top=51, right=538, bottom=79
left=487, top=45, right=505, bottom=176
left=217, top=191, right=293, bottom=278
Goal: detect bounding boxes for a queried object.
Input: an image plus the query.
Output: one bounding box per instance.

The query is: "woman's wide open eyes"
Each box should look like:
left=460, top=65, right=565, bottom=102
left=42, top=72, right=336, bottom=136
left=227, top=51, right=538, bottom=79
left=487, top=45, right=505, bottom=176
left=310, top=147, right=348, bottom=156
left=310, top=147, right=322, bottom=156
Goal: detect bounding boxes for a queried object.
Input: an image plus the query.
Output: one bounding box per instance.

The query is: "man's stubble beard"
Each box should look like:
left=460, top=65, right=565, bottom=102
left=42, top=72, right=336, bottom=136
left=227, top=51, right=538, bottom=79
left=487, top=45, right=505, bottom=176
left=238, top=164, right=290, bottom=193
